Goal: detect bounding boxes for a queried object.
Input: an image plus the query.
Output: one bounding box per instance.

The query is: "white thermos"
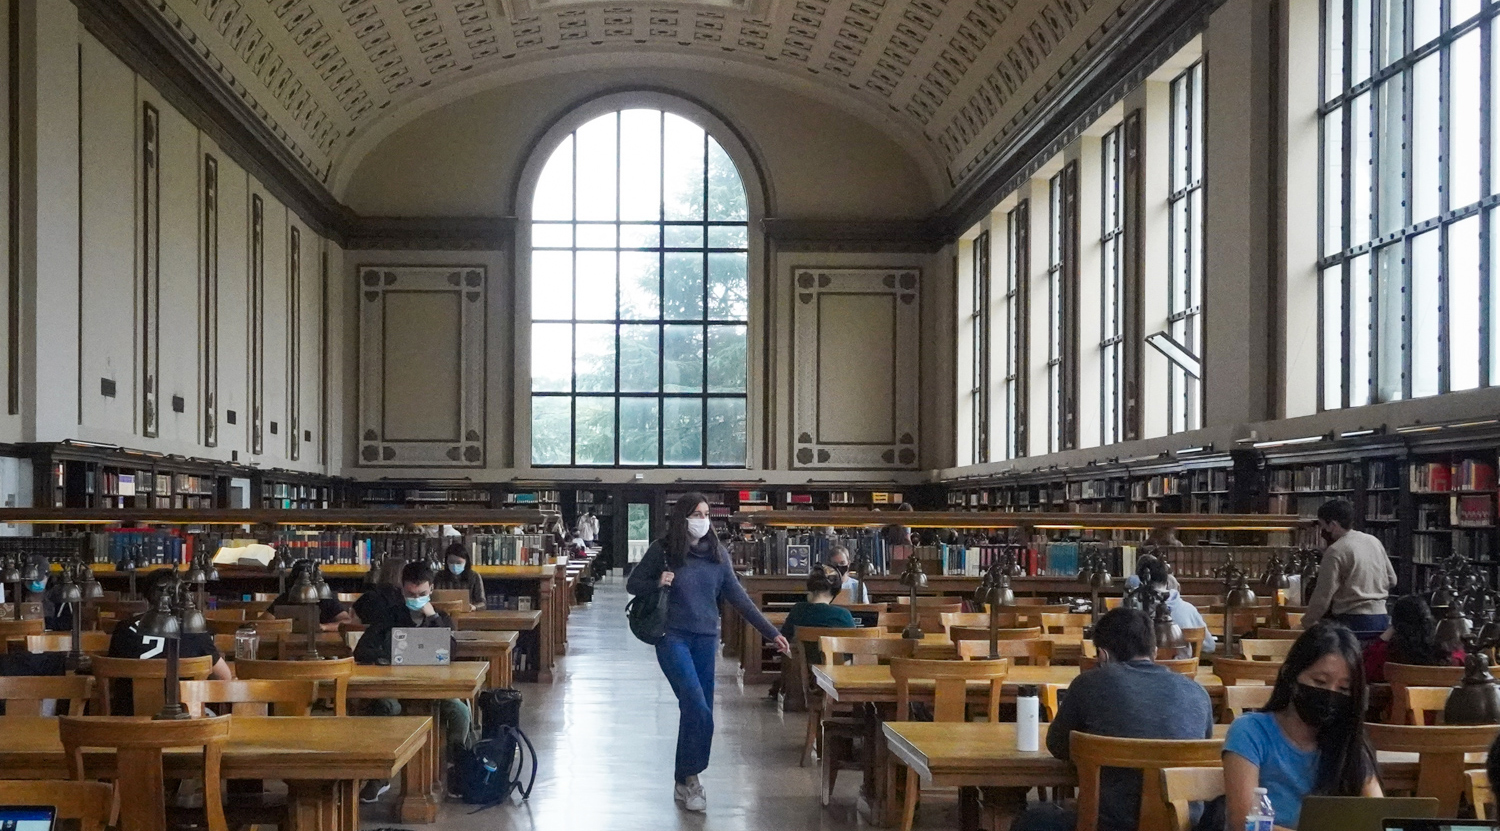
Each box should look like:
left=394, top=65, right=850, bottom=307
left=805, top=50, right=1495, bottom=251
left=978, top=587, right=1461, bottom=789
left=1016, top=684, right=1040, bottom=752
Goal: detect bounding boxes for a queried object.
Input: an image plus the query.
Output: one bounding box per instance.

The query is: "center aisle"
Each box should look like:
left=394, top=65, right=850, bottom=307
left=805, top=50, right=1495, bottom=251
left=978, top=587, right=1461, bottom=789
left=379, top=576, right=963, bottom=830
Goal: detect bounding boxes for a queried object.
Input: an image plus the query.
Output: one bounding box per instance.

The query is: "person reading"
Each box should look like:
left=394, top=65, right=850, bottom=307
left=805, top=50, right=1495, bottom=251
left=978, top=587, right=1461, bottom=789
left=433, top=542, right=486, bottom=609
left=1016, top=608, right=1214, bottom=831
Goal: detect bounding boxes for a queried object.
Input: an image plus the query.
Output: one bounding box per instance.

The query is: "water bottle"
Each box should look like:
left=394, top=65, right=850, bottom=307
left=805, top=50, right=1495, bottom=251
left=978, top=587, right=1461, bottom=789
left=1015, top=684, right=1040, bottom=752
left=1245, top=786, right=1274, bottom=831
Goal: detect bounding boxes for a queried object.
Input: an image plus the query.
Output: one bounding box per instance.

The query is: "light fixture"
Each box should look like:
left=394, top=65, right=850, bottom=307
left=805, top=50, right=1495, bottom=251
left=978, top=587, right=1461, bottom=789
left=898, top=556, right=928, bottom=640
left=138, top=571, right=207, bottom=720
left=973, top=557, right=1016, bottom=660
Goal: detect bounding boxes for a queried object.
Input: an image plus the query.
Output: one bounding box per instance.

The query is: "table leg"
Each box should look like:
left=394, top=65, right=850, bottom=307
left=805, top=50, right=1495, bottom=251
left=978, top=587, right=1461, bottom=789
left=336, top=780, right=359, bottom=831
left=398, top=704, right=441, bottom=823
left=286, top=781, right=338, bottom=831
left=861, top=703, right=898, bottom=828
left=487, top=657, right=501, bottom=690
left=979, top=787, right=1030, bottom=831
left=498, top=648, right=512, bottom=688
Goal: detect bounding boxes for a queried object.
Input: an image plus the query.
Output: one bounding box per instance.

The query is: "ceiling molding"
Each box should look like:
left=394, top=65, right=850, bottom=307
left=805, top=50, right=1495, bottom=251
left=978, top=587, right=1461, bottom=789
left=762, top=218, right=947, bottom=253
left=344, top=217, right=517, bottom=252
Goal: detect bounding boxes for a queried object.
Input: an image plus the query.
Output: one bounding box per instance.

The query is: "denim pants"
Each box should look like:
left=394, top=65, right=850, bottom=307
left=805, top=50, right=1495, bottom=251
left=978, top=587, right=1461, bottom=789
left=1334, top=612, right=1390, bottom=642
left=656, top=631, right=718, bottom=784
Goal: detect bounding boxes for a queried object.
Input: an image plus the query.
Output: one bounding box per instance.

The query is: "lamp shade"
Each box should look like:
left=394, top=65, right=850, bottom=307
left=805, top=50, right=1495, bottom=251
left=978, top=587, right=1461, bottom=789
left=0, top=557, right=21, bottom=583
left=1445, top=653, right=1500, bottom=725
left=19, top=558, right=43, bottom=582
left=138, top=593, right=181, bottom=639
left=1436, top=603, right=1474, bottom=646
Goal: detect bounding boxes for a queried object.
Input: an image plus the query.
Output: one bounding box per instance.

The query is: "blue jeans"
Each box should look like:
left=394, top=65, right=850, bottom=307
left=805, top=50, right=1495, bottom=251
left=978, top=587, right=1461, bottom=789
left=1334, top=613, right=1390, bottom=641
left=656, top=631, right=718, bottom=784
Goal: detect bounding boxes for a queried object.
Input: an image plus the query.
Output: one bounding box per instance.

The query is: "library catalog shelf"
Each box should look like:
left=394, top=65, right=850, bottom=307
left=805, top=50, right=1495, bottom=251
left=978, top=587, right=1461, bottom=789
left=729, top=509, right=1312, bottom=532
left=0, top=508, right=552, bottom=526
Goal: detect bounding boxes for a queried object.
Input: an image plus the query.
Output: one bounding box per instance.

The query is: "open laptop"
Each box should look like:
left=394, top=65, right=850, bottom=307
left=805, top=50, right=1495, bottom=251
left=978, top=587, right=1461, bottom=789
left=1300, top=796, right=1438, bottom=831
left=849, top=610, right=881, bottom=628
left=390, top=627, right=451, bottom=666
left=1383, top=823, right=1500, bottom=831
left=0, top=806, right=56, bottom=831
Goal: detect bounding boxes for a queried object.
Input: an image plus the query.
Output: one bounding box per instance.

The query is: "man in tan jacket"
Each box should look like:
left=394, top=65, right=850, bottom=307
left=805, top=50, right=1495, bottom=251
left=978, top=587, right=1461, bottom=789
left=1303, top=499, right=1397, bottom=641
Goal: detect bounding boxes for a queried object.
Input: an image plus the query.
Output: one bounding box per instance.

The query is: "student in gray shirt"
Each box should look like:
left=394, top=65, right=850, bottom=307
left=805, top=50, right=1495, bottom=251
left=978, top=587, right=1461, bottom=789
left=1015, top=608, right=1215, bottom=831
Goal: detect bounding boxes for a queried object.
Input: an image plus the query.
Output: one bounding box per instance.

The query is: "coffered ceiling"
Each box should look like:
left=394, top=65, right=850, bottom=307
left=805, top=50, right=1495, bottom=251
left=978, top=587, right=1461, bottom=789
left=130, top=0, right=1189, bottom=210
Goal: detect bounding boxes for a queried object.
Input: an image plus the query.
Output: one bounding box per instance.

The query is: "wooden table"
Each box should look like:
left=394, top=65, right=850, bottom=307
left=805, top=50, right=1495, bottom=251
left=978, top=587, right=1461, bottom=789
left=345, top=663, right=487, bottom=823
left=0, top=715, right=428, bottom=831
left=453, top=609, right=543, bottom=632
left=912, top=634, right=1085, bottom=662
left=453, top=630, right=518, bottom=689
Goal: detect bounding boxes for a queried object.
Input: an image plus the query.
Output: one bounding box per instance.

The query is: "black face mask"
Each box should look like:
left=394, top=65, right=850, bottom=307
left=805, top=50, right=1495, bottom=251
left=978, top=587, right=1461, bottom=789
left=1320, top=528, right=1336, bottom=544
left=1292, top=682, right=1351, bottom=729
left=833, top=565, right=849, bottom=576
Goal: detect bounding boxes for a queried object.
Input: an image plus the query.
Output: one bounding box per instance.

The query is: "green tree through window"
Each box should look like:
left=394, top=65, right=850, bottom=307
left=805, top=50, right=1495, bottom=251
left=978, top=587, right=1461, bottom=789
left=530, top=109, right=750, bottom=467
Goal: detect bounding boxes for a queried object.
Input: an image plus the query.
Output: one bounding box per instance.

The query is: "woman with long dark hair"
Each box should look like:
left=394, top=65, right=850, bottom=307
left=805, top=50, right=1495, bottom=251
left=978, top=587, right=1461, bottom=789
left=1223, top=622, right=1381, bottom=829
left=626, top=492, right=789, bottom=813
left=1363, top=594, right=1464, bottom=683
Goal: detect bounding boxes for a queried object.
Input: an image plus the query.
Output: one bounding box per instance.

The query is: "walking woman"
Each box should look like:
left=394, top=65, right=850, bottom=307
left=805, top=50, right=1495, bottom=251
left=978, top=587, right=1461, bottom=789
left=627, top=492, right=789, bottom=813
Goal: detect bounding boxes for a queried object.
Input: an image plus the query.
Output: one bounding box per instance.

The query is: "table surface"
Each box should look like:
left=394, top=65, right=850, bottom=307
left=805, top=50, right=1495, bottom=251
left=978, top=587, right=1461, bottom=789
left=452, top=610, right=543, bottom=630
left=812, top=663, right=1224, bottom=699
left=347, top=663, right=487, bottom=699
left=452, top=630, right=519, bottom=646
left=0, top=715, right=430, bottom=781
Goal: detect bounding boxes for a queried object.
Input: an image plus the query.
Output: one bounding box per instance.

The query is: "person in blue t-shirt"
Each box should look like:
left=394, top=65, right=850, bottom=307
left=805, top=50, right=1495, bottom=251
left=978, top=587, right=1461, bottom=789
left=1223, top=621, right=1381, bottom=829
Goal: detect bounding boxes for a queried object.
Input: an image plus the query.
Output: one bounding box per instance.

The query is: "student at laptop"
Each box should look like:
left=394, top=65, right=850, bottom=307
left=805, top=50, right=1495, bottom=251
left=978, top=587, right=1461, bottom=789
left=1015, top=608, right=1214, bottom=831
left=433, top=542, right=486, bottom=609
left=268, top=560, right=350, bottom=632
left=1363, top=594, right=1463, bottom=684
left=780, top=565, right=856, bottom=665
left=107, top=569, right=232, bottom=714
left=1224, top=622, right=1381, bottom=830
left=826, top=545, right=870, bottom=605
left=353, top=561, right=472, bottom=803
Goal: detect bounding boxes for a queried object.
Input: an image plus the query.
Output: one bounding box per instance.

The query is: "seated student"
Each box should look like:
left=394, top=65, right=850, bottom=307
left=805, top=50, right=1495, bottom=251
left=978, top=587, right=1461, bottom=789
left=352, top=561, right=472, bottom=803
left=1223, top=621, right=1381, bottom=830
left=268, top=560, right=350, bottom=632
left=826, top=545, right=870, bottom=605
left=107, top=569, right=233, bottom=715
left=1016, top=608, right=1214, bottom=831
left=779, top=565, right=857, bottom=641
left=352, top=558, right=405, bottom=625
left=1363, top=593, right=1464, bottom=684
left=1142, top=556, right=1216, bottom=654
left=433, top=542, right=486, bottom=609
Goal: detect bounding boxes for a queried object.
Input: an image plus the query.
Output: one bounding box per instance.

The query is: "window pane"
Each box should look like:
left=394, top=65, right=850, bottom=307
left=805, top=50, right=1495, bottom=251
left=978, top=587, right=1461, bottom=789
left=1351, top=0, right=1372, bottom=86
left=574, top=323, right=615, bottom=392
left=574, top=397, right=615, bottom=465
left=620, top=110, right=661, bottom=222
left=1376, top=75, right=1407, bottom=236
left=619, top=252, right=660, bottom=320
left=1451, top=31, right=1482, bottom=210
left=663, top=253, right=704, bottom=320
left=663, top=397, right=704, bottom=465
left=1450, top=214, right=1481, bottom=391
left=533, top=223, right=571, bottom=248
left=1376, top=243, right=1406, bottom=401
left=1325, top=0, right=1345, bottom=100
left=1414, top=0, right=1440, bottom=47
left=708, top=225, right=748, bottom=249
left=575, top=112, right=617, bottom=222
left=707, top=325, right=747, bottom=393
left=531, top=396, right=571, bottom=465
left=663, top=325, right=704, bottom=392
left=1323, top=108, right=1345, bottom=258
left=1350, top=252, right=1372, bottom=406
left=1493, top=208, right=1500, bottom=383
left=1413, top=56, right=1441, bottom=222
left=708, top=252, right=748, bottom=319
left=1324, top=265, right=1345, bottom=408
left=707, top=139, right=748, bottom=221
left=532, top=250, right=572, bottom=319
left=1377, top=0, right=1404, bottom=70
left=1411, top=228, right=1441, bottom=397
left=576, top=223, right=615, bottom=248
left=706, top=398, right=746, bottom=465
left=531, top=323, right=572, bottom=392
left=1453, top=0, right=1480, bottom=26
left=532, top=136, right=573, bottom=221
left=663, top=114, right=705, bottom=221
left=664, top=225, right=704, bottom=248
left=1351, top=91, right=1373, bottom=248
left=619, top=324, right=660, bottom=393
left=620, top=223, right=659, bottom=248
left=575, top=251, right=616, bottom=321
left=619, top=397, right=659, bottom=465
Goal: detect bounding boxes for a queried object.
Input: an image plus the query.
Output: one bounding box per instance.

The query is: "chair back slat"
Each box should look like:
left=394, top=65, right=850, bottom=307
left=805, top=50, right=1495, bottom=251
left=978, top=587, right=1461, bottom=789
left=1071, top=731, right=1224, bottom=831
left=26, top=631, right=110, bottom=654
left=88, top=655, right=215, bottom=716
left=1212, top=656, right=1283, bottom=687
left=207, top=617, right=293, bottom=637
left=955, top=638, right=1053, bottom=666
left=0, top=780, right=112, bottom=831
left=1467, top=769, right=1494, bottom=820
left=889, top=657, right=1008, bottom=723
left=818, top=636, right=915, bottom=666
left=1161, top=766, right=1226, bottom=831
left=1080, top=656, right=1199, bottom=677
left=1366, top=723, right=1500, bottom=815
left=233, top=656, right=355, bottom=716
left=1220, top=685, right=1272, bottom=723
left=1238, top=639, right=1295, bottom=661
left=1386, top=663, right=1466, bottom=724
left=1039, top=613, right=1091, bottom=636
left=1405, top=686, right=1453, bottom=726
left=60, top=714, right=231, bottom=831
left=0, top=675, right=95, bottom=716
left=947, top=625, right=1042, bottom=642
left=179, top=679, right=318, bottom=717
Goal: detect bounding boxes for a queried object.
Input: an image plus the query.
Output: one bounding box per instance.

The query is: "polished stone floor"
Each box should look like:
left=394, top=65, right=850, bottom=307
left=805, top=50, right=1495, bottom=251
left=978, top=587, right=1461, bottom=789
left=360, top=575, right=965, bottom=830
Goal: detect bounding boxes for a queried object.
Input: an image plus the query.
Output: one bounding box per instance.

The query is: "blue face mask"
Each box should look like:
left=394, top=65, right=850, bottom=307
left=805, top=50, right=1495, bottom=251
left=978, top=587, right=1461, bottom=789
left=405, top=595, right=430, bottom=611
left=27, top=580, right=45, bottom=593
left=448, top=563, right=465, bottom=576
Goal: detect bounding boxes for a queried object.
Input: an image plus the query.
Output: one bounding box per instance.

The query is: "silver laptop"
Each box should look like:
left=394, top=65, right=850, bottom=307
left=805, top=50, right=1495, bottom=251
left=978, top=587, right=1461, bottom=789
left=390, top=627, right=451, bottom=666
left=1300, top=796, right=1438, bottom=831
left=0, top=806, right=57, bottom=831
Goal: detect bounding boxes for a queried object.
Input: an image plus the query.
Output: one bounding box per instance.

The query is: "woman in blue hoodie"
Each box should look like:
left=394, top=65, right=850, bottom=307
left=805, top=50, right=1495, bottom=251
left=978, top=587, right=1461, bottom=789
left=627, top=492, right=788, bottom=813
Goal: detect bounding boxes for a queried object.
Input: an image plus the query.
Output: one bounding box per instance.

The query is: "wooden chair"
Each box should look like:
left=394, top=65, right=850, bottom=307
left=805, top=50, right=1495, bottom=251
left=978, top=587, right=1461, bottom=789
left=1079, top=655, right=1199, bottom=677
left=939, top=611, right=994, bottom=630
left=0, top=675, right=95, bottom=715
left=91, top=599, right=148, bottom=619
left=1212, top=656, right=1283, bottom=687
left=276, top=631, right=354, bottom=660
left=1254, top=627, right=1302, bottom=639
left=234, top=657, right=355, bottom=716
left=213, top=599, right=274, bottom=617
left=1071, top=732, right=1225, bottom=831
left=1467, top=769, right=1493, bottom=820
left=0, top=618, right=45, bottom=642
left=819, top=636, right=916, bottom=666
left=1386, top=663, right=1466, bottom=725
left=432, top=589, right=472, bottom=605
left=1040, top=612, right=1091, bottom=636
left=878, top=611, right=955, bottom=635
left=179, top=679, right=318, bottom=717
left=947, top=625, right=1043, bottom=642
left=1365, top=723, right=1500, bottom=815
left=1238, top=639, right=1294, bottom=661
left=1161, top=766, right=1226, bottom=831
left=814, top=636, right=917, bottom=804
left=89, top=655, right=214, bottom=716
left=1180, top=595, right=1221, bottom=608
left=1201, top=611, right=1259, bottom=639
left=1404, top=686, right=1453, bottom=726
left=889, top=657, right=1010, bottom=831
left=1220, top=684, right=1272, bottom=722
left=431, top=599, right=469, bottom=616
left=790, top=626, right=882, bottom=759
left=207, top=617, right=293, bottom=638
left=202, top=609, right=245, bottom=622
left=60, top=714, right=231, bottom=831
left=956, top=638, right=1053, bottom=666
left=893, top=596, right=966, bottom=609
left=1157, top=627, right=1208, bottom=660
left=1284, top=611, right=1305, bottom=628
left=26, top=631, right=110, bottom=653
left=0, top=781, right=112, bottom=831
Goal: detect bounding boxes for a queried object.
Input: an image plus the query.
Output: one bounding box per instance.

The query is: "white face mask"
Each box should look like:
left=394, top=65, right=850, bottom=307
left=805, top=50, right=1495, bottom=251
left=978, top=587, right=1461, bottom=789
left=686, top=517, right=712, bottom=541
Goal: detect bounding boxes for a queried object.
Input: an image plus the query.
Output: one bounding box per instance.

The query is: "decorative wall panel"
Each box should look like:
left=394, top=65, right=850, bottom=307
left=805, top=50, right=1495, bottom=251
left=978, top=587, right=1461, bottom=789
left=791, top=267, right=920, bottom=469
left=357, top=265, right=486, bottom=468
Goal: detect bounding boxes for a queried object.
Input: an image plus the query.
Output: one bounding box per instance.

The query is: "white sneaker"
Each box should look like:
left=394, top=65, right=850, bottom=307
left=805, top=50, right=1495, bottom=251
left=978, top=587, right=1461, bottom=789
left=674, top=778, right=707, bottom=812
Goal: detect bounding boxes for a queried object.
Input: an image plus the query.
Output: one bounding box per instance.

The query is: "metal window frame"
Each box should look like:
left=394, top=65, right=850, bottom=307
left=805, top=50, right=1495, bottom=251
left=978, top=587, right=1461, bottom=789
left=1167, top=60, right=1206, bottom=434
left=1005, top=200, right=1031, bottom=460
left=971, top=230, right=991, bottom=465
left=1099, top=125, right=1126, bottom=447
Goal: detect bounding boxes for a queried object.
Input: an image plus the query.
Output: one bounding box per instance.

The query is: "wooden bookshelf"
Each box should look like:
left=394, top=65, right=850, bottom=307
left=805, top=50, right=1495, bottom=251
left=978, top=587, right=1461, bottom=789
left=730, top=509, right=1309, bottom=532
left=0, top=507, right=551, bottom=526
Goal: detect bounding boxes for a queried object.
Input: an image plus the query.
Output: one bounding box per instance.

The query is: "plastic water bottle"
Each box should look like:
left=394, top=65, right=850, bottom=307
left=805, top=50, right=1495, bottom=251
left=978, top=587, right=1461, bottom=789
left=1245, top=787, right=1274, bottom=831
left=1015, top=684, right=1040, bottom=752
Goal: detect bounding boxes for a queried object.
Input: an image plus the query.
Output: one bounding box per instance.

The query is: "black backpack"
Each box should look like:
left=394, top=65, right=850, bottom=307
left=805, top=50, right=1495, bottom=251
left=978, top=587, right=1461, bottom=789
left=475, top=687, right=522, bottom=739
left=451, top=726, right=536, bottom=810
left=626, top=586, right=670, bottom=645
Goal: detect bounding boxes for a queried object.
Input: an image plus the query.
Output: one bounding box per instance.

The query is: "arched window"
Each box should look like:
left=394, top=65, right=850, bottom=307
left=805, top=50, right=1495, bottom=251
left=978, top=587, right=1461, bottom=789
left=529, top=109, right=750, bottom=467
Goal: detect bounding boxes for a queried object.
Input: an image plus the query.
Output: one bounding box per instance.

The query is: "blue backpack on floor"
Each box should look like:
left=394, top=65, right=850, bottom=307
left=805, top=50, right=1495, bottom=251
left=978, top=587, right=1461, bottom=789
left=451, top=725, right=537, bottom=810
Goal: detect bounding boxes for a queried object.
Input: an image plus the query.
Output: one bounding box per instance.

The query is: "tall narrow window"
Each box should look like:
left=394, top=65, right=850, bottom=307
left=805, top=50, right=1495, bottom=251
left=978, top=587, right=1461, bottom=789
left=969, top=231, right=991, bottom=464
left=530, top=109, right=750, bottom=467
left=1167, top=61, right=1205, bottom=432
left=249, top=194, right=264, bottom=455
left=1003, top=201, right=1029, bottom=459
left=141, top=103, right=160, bottom=439
left=1100, top=125, right=1126, bottom=446
left=1047, top=162, right=1080, bottom=454
left=201, top=155, right=219, bottom=448
left=1320, top=0, right=1499, bottom=407
left=287, top=225, right=301, bottom=462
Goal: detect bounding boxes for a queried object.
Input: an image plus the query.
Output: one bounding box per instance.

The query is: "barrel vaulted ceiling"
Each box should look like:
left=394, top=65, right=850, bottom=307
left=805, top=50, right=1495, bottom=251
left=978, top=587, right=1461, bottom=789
left=133, top=0, right=1181, bottom=206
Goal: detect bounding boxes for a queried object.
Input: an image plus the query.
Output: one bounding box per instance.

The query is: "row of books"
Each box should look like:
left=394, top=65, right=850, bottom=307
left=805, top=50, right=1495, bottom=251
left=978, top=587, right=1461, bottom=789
left=461, top=533, right=551, bottom=567
left=1268, top=462, right=1359, bottom=494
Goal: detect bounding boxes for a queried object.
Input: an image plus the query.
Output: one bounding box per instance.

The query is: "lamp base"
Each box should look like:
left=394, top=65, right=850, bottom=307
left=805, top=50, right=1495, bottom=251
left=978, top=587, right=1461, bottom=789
left=153, top=704, right=192, bottom=721
left=901, top=623, right=923, bottom=640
